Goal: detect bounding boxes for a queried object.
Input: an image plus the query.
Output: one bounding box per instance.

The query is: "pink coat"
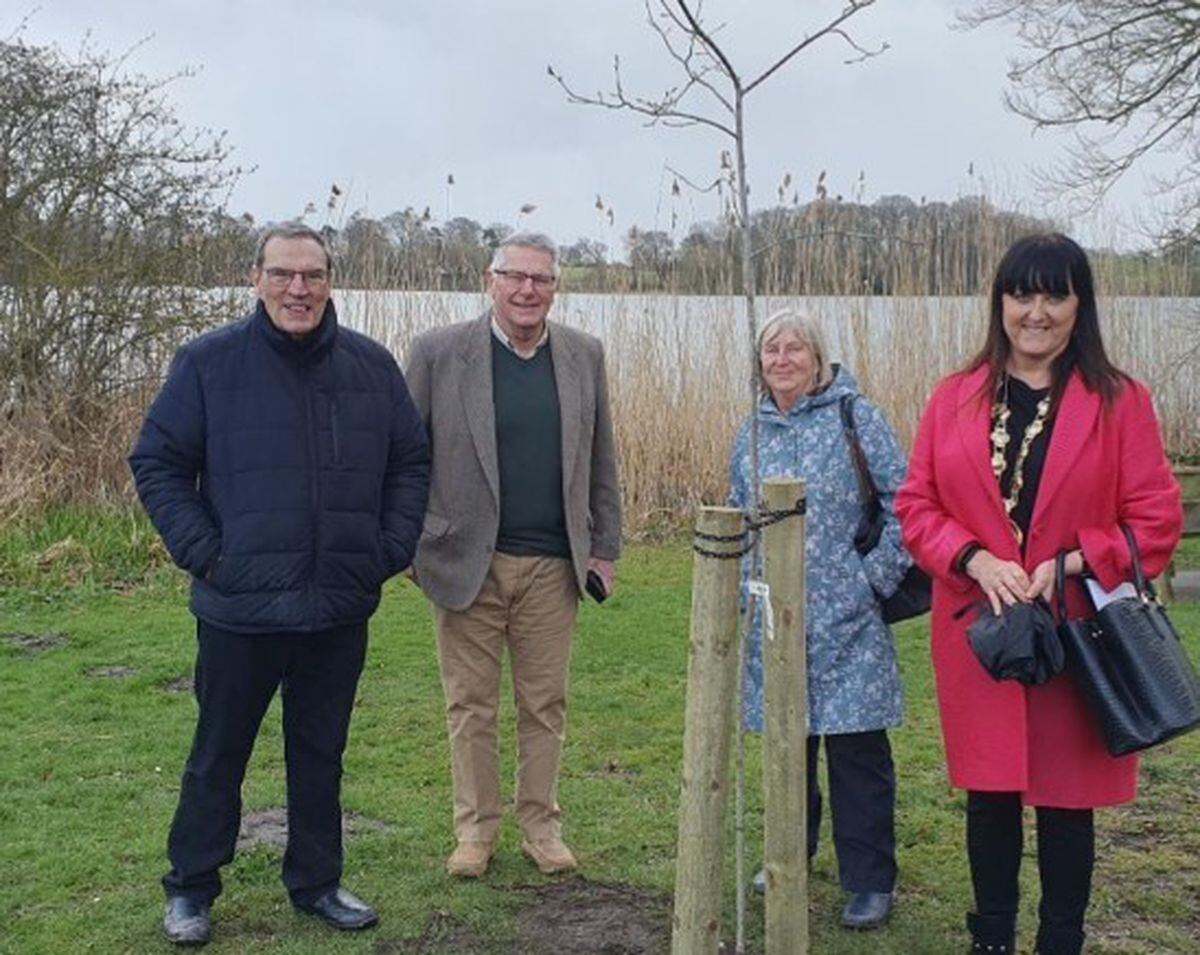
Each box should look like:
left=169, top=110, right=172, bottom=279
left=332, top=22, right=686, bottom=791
left=896, top=366, right=1182, bottom=808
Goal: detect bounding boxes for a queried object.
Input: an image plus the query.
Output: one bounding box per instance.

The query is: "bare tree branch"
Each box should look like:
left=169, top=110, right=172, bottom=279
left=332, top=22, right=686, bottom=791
left=959, top=0, right=1200, bottom=237
left=746, top=1, right=886, bottom=94
left=548, top=57, right=737, bottom=138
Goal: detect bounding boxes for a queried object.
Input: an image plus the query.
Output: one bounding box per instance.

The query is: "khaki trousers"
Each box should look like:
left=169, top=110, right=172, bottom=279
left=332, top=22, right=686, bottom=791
left=433, top=553, right=579, bottom=843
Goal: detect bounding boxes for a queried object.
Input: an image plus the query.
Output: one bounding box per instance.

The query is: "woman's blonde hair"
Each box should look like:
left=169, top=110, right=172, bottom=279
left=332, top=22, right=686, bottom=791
left=756, top=308, right=833, bottom=395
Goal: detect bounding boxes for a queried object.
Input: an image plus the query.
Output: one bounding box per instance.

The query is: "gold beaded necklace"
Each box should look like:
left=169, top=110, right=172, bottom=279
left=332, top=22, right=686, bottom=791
left=990, top=375, right=1052, bottom=546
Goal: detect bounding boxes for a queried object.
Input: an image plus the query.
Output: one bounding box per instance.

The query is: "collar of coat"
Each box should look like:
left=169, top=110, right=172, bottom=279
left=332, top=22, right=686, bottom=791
left=756, top=362, right=858, bottom=424
left=253, top=299, right=339, bottom=359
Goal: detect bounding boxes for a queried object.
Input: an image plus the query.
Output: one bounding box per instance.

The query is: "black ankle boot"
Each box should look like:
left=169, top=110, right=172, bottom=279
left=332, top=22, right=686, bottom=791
left=967, top=912, right=1016, bottom=953
left=1034, top=924, right=1084, bottom=955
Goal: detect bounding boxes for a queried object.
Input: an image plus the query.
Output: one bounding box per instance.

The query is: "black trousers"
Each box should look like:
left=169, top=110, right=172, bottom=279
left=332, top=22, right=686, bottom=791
left=808, top=730, right=897, bottom=893
left=162, top=620, right=368, bottom=906
left=967, top=791, right=1094, bottom=954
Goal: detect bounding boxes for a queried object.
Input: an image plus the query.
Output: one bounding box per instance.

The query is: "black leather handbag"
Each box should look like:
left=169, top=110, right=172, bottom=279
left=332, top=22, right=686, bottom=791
left=1054, top=527, right=1200, bottom=756
left=839, top=396, right=932, bottom=624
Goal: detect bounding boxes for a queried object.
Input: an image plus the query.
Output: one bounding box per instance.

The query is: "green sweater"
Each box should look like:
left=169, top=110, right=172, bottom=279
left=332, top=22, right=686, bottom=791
left=492, top=336, right=570, bottom=558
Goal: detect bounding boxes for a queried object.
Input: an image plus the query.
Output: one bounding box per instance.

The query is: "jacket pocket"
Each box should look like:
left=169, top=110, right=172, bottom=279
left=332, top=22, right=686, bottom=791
left=420, top=512, right=451, bottom=540
left=204, top=547, right=232, bottom=592
left=371, top=532, right=388, bottom=583
left=330, top=398, right=343, bottom=467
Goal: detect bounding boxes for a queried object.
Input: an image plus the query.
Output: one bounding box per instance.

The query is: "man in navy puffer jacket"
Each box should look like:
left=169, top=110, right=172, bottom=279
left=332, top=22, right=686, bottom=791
left=130, top=223, right=429, bottom=946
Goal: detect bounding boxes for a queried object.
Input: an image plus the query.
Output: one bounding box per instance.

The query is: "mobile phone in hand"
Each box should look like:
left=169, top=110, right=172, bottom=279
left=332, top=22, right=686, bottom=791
left=585, top=569, right=608, bottom=603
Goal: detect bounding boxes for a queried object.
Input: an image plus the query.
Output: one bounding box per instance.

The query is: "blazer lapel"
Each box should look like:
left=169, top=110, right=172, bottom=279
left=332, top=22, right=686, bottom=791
left=1030, top=371, right=1100, bottom=530
left=955, top=365, right=1006, bottom=522
left=459, top=313, right=500, bottom=504
left=549, top=323, right=582, bottom=490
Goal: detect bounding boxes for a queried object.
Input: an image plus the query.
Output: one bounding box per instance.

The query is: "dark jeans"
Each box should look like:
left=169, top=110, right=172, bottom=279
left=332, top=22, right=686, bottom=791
left=808, top=730, right=897, bottom=893
left=967, top=791, right=1094, bottom=953
left=162, top=620, right=368, bottom=906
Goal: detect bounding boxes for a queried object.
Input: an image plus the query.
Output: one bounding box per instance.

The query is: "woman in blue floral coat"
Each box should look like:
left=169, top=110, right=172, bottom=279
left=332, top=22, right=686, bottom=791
left=729, top=309, right=912, bottom=930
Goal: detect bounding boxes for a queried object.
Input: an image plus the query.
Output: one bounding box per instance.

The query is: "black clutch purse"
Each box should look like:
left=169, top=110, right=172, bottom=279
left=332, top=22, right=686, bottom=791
left=1054, top=527, right=1200, bottom=757
left=963, top=599, right=1064, bottom=686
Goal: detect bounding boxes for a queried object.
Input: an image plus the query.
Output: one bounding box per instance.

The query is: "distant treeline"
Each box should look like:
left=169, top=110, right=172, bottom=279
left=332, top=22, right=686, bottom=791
left=187, top=194, right=1200, bottom=298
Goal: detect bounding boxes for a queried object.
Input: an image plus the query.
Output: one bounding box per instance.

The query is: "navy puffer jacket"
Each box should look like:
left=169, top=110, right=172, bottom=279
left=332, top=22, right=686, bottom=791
left=130, top=302, right=430, bottom=634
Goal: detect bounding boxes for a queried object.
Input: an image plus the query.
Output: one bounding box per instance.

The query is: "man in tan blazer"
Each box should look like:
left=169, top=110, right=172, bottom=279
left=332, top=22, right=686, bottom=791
left=404, top=232, right=621, bottom=878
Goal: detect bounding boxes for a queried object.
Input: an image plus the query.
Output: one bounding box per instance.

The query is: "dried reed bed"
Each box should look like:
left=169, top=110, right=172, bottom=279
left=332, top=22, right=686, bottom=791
left=1, top=286, right=1194, bottom=536
left=348, top=290, right=1198, bottom=537
left=0, top=389, right=152, bottom=520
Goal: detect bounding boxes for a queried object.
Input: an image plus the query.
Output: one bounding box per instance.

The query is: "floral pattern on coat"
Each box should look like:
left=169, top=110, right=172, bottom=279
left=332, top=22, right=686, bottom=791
left=729, top=366, right=911, bottom=734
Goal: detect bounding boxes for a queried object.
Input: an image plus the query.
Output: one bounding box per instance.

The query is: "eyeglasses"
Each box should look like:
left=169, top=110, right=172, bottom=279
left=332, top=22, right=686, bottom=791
left=262, top=267, right=330, bottom=288
left=491, top=268, right=557, bottom=290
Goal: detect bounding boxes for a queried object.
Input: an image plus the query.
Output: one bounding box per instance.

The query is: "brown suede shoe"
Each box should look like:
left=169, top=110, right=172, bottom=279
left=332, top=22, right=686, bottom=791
left=521, top=836, right=578, bottom=874
left=446, top=841, right=492, bottom=878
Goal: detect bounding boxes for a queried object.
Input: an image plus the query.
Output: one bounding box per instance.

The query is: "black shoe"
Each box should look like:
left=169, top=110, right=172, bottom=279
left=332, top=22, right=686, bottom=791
left=841, top=891, right=893, bottom=930
left=1034, top=924, right=1084, bottom=955
left=967, top=911, right=1016, bottom=952
left=163, top=896, right=211, bottom=946
left=293, top=886, right=379, bottom=931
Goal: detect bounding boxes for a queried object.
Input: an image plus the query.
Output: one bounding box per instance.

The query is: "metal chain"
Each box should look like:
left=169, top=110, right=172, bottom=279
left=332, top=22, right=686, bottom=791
left=691, top=498, right=806, bottom=558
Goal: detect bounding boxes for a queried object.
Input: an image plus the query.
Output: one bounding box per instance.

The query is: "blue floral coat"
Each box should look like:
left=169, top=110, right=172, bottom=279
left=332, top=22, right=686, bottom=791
left=729, top=366, right=909, bottom=734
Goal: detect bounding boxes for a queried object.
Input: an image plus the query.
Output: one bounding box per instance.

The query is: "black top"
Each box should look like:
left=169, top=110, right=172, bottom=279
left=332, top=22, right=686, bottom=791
left=999, top=375, right=1055, bottom=549
left=491, top=336, right=571, bottom=558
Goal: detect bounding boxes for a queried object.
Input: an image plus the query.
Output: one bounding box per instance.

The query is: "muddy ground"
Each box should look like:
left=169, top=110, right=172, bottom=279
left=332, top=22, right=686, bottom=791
left=1, top=630, right=69, bottom=652
left=237, top=807, right=392, bottom=852
left=373, top=877, right=672, bottom=955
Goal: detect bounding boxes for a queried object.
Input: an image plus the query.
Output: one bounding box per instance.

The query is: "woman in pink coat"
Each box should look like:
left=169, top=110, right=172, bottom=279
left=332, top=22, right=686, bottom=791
left=896, top=234, right=1182, bottom=955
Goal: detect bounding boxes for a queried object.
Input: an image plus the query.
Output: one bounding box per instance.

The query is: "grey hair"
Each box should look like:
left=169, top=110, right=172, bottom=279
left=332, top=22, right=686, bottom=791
left=254, top=222, right=334, bottom=271
left=489, top=232, right=560, bottom=277
left=756, top=308, right=834, bottom=394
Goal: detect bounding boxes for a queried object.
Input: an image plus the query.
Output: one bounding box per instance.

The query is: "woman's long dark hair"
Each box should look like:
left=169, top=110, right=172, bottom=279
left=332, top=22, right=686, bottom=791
left=969, top=233, right=1128, bottom=408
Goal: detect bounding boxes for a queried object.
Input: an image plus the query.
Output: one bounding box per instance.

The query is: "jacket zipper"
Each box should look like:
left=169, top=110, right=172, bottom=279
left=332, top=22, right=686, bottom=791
left=305, top=363, right=320, bottom=625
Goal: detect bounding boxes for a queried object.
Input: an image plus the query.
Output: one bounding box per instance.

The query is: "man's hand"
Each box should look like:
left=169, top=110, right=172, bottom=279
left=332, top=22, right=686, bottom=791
left=587, top=557, right=615, bottom=598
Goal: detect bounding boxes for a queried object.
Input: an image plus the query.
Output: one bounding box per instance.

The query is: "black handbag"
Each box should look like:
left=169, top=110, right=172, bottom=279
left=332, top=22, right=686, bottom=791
left=1054, top=527, right=1200, bottom=756
left=839, top=395, right=932, bottom=624
left=964, top=599, right=1064, bottom=686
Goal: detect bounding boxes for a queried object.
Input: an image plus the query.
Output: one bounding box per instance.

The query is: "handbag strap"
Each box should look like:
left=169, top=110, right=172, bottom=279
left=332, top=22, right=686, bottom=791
left=1054, top=549, right=1071, bottom=624
left=839, top=395, right=880, bottom=509
left=1055, top=525, right=1149, bottom=623
left=1119, top=524, right=1151, bottom=597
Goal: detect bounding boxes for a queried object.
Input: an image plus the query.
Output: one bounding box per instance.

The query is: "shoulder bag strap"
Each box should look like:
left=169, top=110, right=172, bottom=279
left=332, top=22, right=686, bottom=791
left=839, top=394, right=880, bottom=509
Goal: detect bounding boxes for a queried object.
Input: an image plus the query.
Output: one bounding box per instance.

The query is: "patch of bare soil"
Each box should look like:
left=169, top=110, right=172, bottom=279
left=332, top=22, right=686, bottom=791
left=373, top=910, right=517, bottom=954
left=583, top=758, right=640, bottom=780
left=85, top=665, right=137, bottom=679
left=236, top=808, right=391, bottom=852
left=374, top=879, right=670, bottom=955
left=160, top=674, right=194, bottom=694
left=513, top=877, right=671, bottom=954
left=1, top=631, right=69, bottom=653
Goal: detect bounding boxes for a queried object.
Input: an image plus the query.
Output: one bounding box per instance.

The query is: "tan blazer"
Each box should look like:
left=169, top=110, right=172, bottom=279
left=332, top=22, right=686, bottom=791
left=404, top=313, right=622, bottom=611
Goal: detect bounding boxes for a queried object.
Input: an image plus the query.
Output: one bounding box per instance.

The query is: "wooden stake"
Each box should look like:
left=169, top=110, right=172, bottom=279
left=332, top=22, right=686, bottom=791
left=671, top=505, right=745, bottom=955
left=761, top=479, right=808, bottom=955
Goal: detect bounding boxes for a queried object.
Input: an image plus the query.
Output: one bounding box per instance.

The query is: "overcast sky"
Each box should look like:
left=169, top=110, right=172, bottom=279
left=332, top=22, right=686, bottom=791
left=11, top=1, right=1169, bottom=251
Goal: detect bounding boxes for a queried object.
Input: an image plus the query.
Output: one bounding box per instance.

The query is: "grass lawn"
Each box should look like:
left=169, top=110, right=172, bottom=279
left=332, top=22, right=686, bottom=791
left=1, top=519, right=1198, bottom=953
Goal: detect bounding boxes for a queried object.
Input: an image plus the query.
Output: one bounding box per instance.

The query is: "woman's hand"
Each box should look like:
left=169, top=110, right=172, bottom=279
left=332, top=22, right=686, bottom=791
left=1026, top=560, right=1056, bottom=603
left=965, top=549, right=1031, bottom=615
left=1026, top=549, right=1085, bottom=604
